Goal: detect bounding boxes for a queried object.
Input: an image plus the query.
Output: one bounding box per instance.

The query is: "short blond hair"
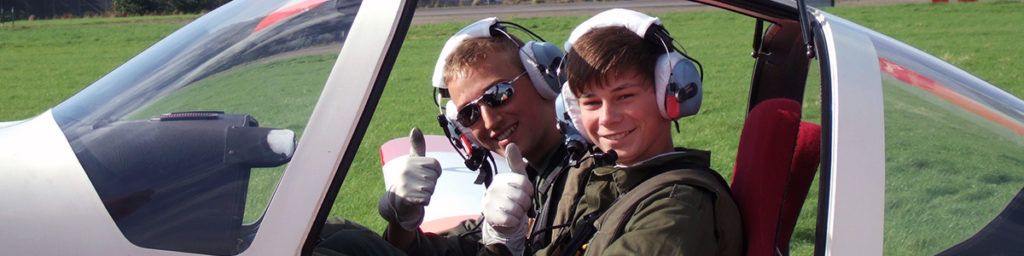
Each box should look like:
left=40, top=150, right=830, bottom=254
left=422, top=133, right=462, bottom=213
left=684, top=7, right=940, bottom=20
left=443, top=35, right=525, bottom=83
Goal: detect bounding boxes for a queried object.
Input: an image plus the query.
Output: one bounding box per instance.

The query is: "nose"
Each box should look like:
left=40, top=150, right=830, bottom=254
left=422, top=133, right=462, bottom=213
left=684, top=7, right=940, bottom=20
left=479, top=104, right=503, bottom=131
left=598, top=101, right=621, bottom=126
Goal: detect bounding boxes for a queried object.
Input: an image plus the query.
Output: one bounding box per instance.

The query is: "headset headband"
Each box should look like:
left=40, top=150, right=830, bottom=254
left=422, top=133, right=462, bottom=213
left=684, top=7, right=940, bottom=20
left=432, top=18, right=499, bottom=92
left=564, top=8, right=662, bottom=53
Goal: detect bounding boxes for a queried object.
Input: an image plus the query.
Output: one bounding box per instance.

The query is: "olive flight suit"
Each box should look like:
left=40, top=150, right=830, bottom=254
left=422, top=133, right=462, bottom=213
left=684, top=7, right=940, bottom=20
left=537, top=148, right=743, bottom=256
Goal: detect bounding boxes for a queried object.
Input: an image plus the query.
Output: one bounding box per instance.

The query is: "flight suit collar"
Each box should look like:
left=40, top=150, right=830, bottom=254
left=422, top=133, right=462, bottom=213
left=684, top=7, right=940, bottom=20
left=591, top=148, right=711, bottom=196
left=526, top=140, right=569, bottom=180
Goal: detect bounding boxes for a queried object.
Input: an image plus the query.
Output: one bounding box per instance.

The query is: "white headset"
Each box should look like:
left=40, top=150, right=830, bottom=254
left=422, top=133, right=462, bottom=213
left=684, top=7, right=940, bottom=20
left=431, top=17, right=566, bottom=183
left=559, top=8, right=704, bottom=142
left=432, top=17, right=564, bottom=103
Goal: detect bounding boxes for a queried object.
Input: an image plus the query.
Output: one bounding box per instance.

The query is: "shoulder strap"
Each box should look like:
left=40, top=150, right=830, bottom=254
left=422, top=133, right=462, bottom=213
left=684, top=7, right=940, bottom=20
left=528, top=164, right=572, bottom=252
left=586, top=168, right=741, bottom=255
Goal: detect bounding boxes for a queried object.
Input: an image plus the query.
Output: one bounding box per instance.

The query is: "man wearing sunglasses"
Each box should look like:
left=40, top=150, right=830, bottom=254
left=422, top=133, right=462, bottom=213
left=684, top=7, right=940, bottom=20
left=314, top=19, right=578, bottom=256
left=376, top=20, right=578, bottom=255
left=403, top=34, right=569, bottom=253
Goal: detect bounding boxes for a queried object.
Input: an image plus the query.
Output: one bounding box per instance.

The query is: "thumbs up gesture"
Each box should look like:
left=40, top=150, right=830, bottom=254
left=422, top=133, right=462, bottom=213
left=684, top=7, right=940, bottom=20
left=481, top=143, right=534, bottom=255
left=378, top=127, right=442, bottom=231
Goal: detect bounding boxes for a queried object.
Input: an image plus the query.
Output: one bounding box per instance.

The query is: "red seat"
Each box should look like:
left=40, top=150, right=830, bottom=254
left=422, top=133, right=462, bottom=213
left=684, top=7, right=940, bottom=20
left=731, top=98, right=821, bottom=256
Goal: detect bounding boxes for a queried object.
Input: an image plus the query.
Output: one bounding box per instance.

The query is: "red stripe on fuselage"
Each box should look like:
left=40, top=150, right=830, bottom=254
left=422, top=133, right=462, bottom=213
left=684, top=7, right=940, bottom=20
left=878, top=57, right=1024, bottom=136
left=253, top=0, right=328, bottom=33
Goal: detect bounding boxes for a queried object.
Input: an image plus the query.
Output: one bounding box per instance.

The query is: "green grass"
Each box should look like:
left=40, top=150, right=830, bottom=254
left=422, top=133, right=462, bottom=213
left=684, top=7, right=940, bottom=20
left=881, top=76, right=1024, bottom=254
left=808, top=2, right=1024, bottom=254
left=823, top=1, right=1024, bottom=96
left=2, top=2, right=1023, bottom=254
left=0, top=15, right=199, bottom=120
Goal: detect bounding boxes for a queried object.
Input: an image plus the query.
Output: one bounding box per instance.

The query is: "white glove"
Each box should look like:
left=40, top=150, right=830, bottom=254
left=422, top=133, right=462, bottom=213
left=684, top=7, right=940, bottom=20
left=378, top=127, right=442, bottom=231
left=481, top=143, right=534, bottom=256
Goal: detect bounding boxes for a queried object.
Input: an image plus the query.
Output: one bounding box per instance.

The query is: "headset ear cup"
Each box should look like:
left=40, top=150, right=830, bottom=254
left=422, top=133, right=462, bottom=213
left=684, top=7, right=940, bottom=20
left=520, top=41, right=565, bottom=100
left=653, top=53, right=673, bottom=119
left=671, top=55, right=702, bottom=119
left=654, top=52, right=702, bottom=120
left=558, top=82, right=591, bottom=144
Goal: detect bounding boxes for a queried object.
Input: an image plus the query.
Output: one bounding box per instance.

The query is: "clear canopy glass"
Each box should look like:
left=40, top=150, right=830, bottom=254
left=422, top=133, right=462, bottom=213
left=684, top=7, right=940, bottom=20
left=51, top=0, right=361, bottom=254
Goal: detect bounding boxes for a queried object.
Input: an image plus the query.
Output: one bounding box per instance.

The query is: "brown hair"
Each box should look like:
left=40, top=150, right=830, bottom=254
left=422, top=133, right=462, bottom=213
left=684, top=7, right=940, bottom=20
left=443, top=35, right=524, bottom=84
left=564, top=26, right=661, bottom=96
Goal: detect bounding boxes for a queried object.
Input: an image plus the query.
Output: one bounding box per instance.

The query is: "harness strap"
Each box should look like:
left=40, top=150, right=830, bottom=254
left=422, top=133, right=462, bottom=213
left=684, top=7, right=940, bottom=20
left=556, top=210, right=604, bottom=256
left=528, top=163, right=572, bottom=253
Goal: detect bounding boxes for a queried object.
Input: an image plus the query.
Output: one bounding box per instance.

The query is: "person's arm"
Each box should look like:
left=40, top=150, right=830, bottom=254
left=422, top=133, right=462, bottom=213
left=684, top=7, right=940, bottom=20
left=384, top=217, right=489, bottom=256
left=390, top=143, right=532, bottom=256
left=600, top=185, right=718, bottom=255
left=377, top=128, right=442, bottom=251
left=383, top=222, right=417, bottom=250
left=479, top=143, right=534, bottom=256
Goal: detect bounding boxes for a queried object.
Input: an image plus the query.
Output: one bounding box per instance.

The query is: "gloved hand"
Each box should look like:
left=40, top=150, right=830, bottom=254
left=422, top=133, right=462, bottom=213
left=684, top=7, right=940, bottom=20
left=378, top=127, right=442, bottom=231
left=481, top=143, right=534, bottom=256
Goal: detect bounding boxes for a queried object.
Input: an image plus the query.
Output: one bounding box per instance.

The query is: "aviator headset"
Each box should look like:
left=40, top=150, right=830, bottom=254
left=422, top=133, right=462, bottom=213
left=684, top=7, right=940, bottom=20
left=431, top=17, right=565, bottom=184
left=559, top=8, right=704, bottom=143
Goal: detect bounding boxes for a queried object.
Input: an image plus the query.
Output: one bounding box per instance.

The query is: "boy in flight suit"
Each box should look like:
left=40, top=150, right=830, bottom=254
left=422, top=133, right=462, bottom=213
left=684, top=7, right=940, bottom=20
left=483, top=9, right=744, bottom=256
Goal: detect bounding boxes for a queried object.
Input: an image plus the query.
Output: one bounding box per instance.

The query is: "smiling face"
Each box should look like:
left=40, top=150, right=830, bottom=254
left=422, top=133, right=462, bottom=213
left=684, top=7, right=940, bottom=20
left=577, top=69, right=673, bottom=166
left=446, top=48, right=560, bottom=162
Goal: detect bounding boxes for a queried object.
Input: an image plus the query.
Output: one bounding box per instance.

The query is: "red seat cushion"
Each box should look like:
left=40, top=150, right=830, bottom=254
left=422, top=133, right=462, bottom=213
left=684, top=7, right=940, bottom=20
left=777, top=122, right=821, bottom=251
left=731, top=98, right=802, bottom=256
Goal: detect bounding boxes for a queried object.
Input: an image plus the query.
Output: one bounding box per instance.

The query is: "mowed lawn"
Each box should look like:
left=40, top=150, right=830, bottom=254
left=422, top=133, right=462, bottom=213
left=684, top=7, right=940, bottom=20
left=1, top=1, right=1022, bottom=255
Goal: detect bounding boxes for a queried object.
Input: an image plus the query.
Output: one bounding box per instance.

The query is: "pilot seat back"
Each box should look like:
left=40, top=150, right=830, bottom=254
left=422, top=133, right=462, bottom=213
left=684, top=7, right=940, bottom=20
left=731, top=98, right=821, bottom=256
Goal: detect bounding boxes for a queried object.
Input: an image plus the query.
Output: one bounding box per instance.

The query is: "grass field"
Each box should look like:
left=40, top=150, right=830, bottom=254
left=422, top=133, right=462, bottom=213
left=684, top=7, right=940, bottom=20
left=1, top=1, right=1022, bottom=254
left=880, top=75, right=1024, bottom=254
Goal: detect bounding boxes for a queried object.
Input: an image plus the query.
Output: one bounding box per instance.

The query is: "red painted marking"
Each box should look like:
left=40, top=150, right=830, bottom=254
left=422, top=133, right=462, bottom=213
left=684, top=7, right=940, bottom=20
left=379, top=135, right=461, bottom=165
left=878, top=57, right=1024, bottom=136
left=459, top=135, right=473, bottom=156
left=420, top=215, right=479, bottom=234
left=253, top=0, right=327, bottom=33
left=666, top=95, right=680, bottom=119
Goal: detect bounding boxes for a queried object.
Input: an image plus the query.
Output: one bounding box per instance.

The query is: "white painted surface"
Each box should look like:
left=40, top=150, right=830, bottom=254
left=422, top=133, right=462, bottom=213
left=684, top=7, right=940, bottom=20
left=0, top=112, right=174, bottom=255
left=819, top=10, right=886, bottom=256
left=245, top=1, right=408, bottom=255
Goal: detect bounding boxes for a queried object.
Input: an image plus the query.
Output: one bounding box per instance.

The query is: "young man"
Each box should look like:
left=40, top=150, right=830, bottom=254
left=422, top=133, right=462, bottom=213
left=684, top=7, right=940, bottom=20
left=316, top=18, right=579, bottom=256
left=535, top=9, right=743, bottom=255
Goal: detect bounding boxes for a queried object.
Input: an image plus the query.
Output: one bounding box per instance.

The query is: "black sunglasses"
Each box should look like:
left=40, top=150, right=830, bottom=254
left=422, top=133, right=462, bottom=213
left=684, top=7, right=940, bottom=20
left=456, top=71, right=527, bottom=127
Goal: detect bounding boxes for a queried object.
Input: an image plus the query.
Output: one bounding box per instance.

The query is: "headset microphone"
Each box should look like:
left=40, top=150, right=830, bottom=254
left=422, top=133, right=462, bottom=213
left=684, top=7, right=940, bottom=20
left=594, top=150, right=618, bottom=166
left=436, top=113, right=497, bottom=186
left=559, top=120, right=588, bottom=167
left=467, top=144, right=494, bottom=187
left=574, top=150, right=618, bottom=168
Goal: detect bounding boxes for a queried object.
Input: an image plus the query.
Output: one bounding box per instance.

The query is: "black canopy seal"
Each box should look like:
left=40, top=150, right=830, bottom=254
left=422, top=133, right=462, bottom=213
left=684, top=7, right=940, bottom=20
left=797, top=0, right=816, bottom=58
